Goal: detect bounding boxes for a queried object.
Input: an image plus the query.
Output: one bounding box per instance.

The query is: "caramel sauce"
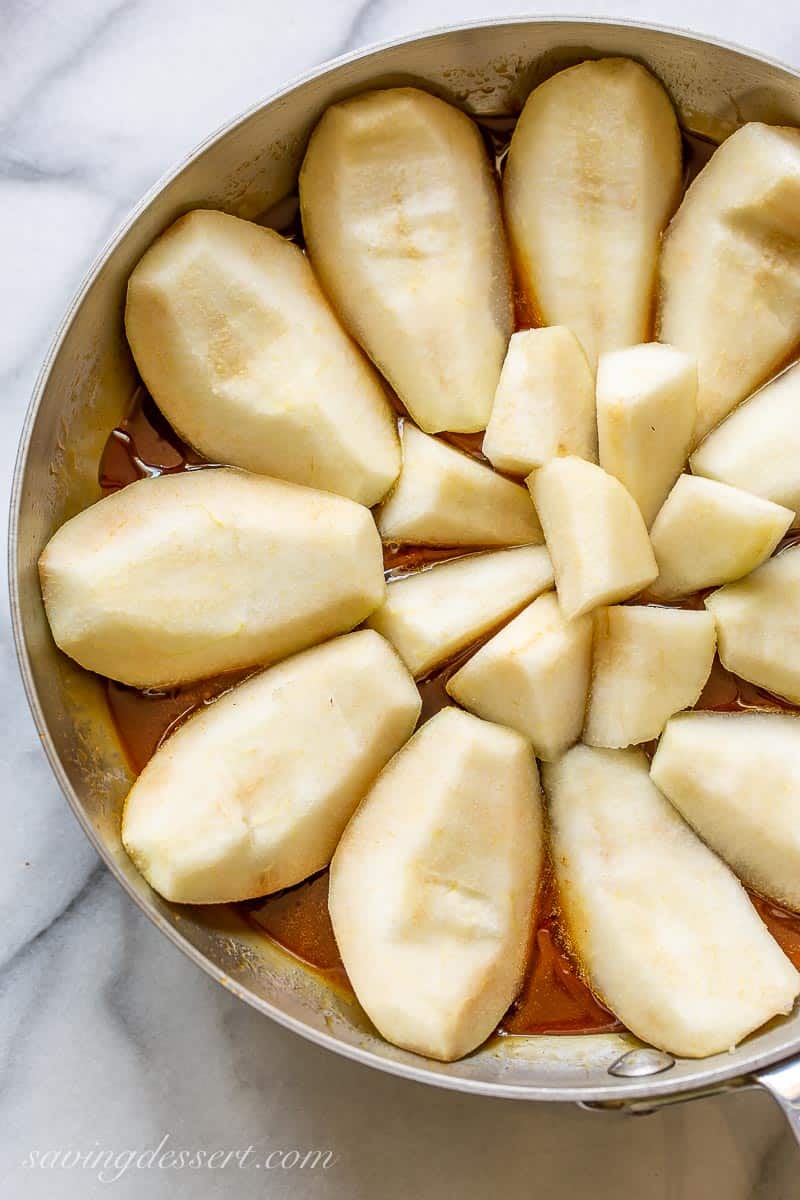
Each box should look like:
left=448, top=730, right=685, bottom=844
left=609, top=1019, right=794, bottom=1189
left=99, top=386, right=205, bottom=493
left=242, top=865, right=625, bottom=1037
left=696, top=656, right=800, bottom=716
left=381, top=544, right=483, bottom=579
left=502, top=871, right=623, bottom=1035
left=752, top=894, right=800, bottom=964
left=97, top=114, right=800, bottom=1040
left=439, top=429, right=492, bottom=464
left=106, top=670, right=254, bottom=771
left=243, top=872, right=350, bottom=992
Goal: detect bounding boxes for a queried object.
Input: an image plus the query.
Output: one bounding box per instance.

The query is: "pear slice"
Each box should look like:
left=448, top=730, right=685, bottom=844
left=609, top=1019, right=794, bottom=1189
left=125, top=210, right=400, bottom=507
left=691, top=361, right=800, bottom=526
left=367, top=546, right=553, bottom=678
left=705, top=544, right=800, bottom=703
left=584, top=606, right=716, bottom=748
left=649, top=475, right=793, bottom=600
left=329, top=708, right=543, bottom=1061
left=38, top=468, right=385, bottom=688
left=299, top=88, right=512, bottom=434
left=446, top=592, right=591, bottom=761
left=122, top=630, right=421, bottom=904
left=504, top=58, right=682, bottom=369
left=596, top=343, right=697, bottom=527
left=544, top=745, right=799, bottom=1058
left=657, top=123, right=800, bottom=445
left=482, top=327, right=597, bottom=476
left=652, top=711, right=800, bottom=911
left=528, top=456, right=657, bottom=620
left=376, top=423, right=541, bottom=547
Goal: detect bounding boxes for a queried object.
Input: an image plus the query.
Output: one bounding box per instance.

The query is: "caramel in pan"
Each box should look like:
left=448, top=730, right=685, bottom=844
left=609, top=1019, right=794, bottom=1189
left=98, top=119, right=800, bottom=1041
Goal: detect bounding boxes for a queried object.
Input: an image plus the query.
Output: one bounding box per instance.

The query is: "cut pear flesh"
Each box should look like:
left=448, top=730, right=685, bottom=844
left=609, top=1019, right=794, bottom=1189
left=652, top=711, right=800, bottom=911
left=596, top=342, right=697, bottom=527
left=482, top=327, right=597, bottom=476
left=504, top=58, right=681, bottom=368
left=299, top=87, right=512, bottom=433
left=367, top=546, right=553, bottom=678
left=446, top=591, right=592, bottom=761
left=544, top=745, right=799, bottom=1057
left=705, top=544, right=800, bottom=703
left=38, top=468, right=385, bottom=688
left=584, top=605, right=716, bottom=748
left=329, top=707, right=543, bottom=1061
left=125, top=209, right=400, bottom=507
left=649, top=475, right=793, bottom=599
left=377, top=423, right=541, bottom=547
left=122, top=631, right=421, bottom=904
left=657, top=122, right=800, bottom=445
left=691, top=361, right=800, bottom=526
left=529, top=456, right=657, bottom=620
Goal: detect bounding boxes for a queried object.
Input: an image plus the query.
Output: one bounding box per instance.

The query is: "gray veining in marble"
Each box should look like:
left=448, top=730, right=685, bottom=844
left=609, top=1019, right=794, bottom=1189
left=2, top=1, right=800, bottom=1196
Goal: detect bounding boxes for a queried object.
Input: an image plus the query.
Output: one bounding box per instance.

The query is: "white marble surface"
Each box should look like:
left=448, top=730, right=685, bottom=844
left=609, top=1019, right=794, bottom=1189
left=2, top=2, right=800, bottom=1196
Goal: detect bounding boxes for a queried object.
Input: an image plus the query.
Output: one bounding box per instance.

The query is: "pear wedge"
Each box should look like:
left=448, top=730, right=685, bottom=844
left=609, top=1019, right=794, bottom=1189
left=38, top=468, right=385, bottom=688
left=299, top=87, right=512, bottom=433
left=657, top=122, right=800, bottom=445
left=528, top=456, right=657, bottom=619
left=329, top=708, right=543, bottom=1062
left=504, top=58, right=682, bottom=368
left=125, top=209, right=400, bottom=507
left=544, top=745, right=799, bottom=1058
left=649, top=475, right=793, bottom=599
left=446, top=591, right=592, bottom=761
left=705, top=544, right=800, bottom=703
left=691, top=361, right=800, bottom=526
left=584, top=606, right=716, bottom=748
left=652, top=711, right=800, bottom=911
left=377, top=423, right=541, bottom=547
left=596, top=343, right=697, bottom=527
left=482, top=327, right=597, bottom=476
left=367, top=546, right=553, bottom=678
left=122, top=631, right=421, bottom=904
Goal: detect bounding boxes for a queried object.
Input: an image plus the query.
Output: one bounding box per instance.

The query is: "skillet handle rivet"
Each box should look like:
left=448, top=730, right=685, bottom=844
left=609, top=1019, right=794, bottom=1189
left=608, top=1048, right=676, bottom=1078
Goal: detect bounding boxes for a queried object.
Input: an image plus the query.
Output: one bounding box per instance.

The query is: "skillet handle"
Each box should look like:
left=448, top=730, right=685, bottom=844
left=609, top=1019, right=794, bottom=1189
left=753, top=1057, right=800, bottom=1148
left=581, top=1057, right=800, bottom=1149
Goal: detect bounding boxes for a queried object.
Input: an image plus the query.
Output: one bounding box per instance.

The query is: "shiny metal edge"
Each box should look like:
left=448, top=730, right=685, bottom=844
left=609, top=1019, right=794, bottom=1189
left=9, top=14, right=800, bottom=1104
left=754, top=1059, right=800, bottom=1146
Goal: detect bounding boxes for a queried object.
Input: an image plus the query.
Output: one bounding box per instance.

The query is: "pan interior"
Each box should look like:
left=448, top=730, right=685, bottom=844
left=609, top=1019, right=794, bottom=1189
left=11, top=18, right=800, bottom=1102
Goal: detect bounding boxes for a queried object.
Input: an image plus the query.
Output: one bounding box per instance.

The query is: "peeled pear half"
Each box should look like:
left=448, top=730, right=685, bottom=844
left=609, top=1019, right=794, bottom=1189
left=691, top=361, right=800, bottom=526
left=657, top=122, right=800, bottom=445
left=504, top=58, right=682, bottom=368
left=377, top=423, right=541, bottom=547
left=652, top=711, right=800, bottom=911
left=482, top=327, right=597, bottom=476
left=125, top=209, right=399, bottom=507
left=446, top=591, right=592, bottom=761
left=596, top=343, right=697, bottom=527
left=367, top=546, right=553, bottom=678
left=122, top=631, right=421, bottom=904
left=705, top=544, right=800, bottom=703
left=584, top=606, right=716, bottom=748
left=649, top=475, right=793, bottom=599
left=38, top=468, right=385, bottom=688
left=529, top=456, right=657, bottom=620
left=545, top=746, right=799, bottom=1058
left=329, top=708, right=543, bottom=1061
left=299, top=87, right=512, bottom=433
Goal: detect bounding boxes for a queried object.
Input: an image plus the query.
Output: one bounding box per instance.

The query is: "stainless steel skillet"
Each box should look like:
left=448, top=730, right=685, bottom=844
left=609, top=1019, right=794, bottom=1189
left=10, top=14, right=800, bottom=1143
